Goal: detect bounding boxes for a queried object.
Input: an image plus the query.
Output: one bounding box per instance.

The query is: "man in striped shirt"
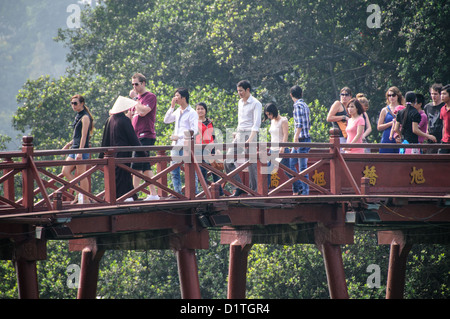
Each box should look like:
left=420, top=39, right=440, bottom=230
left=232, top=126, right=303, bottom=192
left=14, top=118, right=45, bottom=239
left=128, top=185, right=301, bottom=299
left=289, top=85, right=311, bottom=195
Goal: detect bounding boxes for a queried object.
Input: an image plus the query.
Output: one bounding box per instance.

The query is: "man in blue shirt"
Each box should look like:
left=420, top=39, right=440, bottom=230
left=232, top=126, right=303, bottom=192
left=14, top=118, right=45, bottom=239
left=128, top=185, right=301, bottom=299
left=289, top=85, right=311, bottom=195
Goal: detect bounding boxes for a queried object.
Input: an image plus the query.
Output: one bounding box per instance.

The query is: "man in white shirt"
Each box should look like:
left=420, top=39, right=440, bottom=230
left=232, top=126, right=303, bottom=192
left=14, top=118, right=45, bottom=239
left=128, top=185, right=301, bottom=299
left=225, top=80, right=262, bottom=196
left=164, top=88, right=199, bottom=194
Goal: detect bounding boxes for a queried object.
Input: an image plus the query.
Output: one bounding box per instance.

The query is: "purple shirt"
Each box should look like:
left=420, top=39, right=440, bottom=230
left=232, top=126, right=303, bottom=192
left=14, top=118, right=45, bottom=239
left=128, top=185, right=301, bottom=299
left=131, top=91, right=157, bottom=139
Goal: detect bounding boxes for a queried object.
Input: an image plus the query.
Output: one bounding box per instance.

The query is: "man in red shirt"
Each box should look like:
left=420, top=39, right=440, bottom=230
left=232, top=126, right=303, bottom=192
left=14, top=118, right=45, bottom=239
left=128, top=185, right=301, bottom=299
left=128, top=73, right=160, bottom=200
left=439, top=84, right=450, bottom=154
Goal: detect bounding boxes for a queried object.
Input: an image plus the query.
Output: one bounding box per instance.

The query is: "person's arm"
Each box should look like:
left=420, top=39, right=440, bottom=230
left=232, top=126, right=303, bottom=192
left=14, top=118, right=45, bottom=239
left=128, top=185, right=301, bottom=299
left=247, top=102, right=262, bottom=143
left=164, top=102, right=176, bottom=124
left=362, top=112, right=372, bottom=139
left=135, top=94, right=156, bottom=117
left=327, top=101, right=348, bottom=122
left=377, top=108, right=392, bottom=131
left=350, top=124, right=365, bottom=144
left=280, top=118, right=289, bottom=153
left=412, top=122, right=437, bottom=142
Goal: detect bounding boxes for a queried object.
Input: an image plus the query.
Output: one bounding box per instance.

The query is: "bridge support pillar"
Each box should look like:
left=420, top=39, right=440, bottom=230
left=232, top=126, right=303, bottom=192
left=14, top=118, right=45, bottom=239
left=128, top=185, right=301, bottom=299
left=72, top=239, right=105, bottom=299
left=320, top=242, right=349, bottom=299
left=227, top=243, right=252, bottom=299
left=378, top=231, right=412, bottom=299
left=176, top=248, right=201, bottom=299
left=15, top=260, right=39, bottom=299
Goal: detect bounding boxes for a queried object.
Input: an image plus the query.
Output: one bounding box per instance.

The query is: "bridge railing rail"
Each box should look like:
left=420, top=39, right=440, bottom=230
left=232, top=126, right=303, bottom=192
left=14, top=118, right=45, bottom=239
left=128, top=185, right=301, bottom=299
left=1, top=130, right=449, bottom=215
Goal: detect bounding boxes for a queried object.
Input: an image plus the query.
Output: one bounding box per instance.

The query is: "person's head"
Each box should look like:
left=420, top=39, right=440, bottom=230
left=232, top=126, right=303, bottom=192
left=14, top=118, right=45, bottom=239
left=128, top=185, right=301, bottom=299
left=404, top=91, right=417, bottom=107
left=237, top=80, right=251, bottom=100
left=71, top=94, right=94, bottom=134
left=195, top=102, right=207, bottom=119
left=340, top=87, right=352, bottom=105
left=264, top=103, right=278, bottom=121
left=174, top=87, right=189, bottom=105
left=346, top=98, right=364, bottom=116
left=385, top=86, right=404, bottom=106
left=430, top=83, right=443, bottom=104
left=356, top=93, right=369, bottom=112
left=415, top=93, right=425, bottom=110
left=290, top=85, right=303, bottom=100
left=441, top=84, right=450, bottom=104
left=70, top=94, right=85, bottom=112
left=131, top=73, right=147, bottom=94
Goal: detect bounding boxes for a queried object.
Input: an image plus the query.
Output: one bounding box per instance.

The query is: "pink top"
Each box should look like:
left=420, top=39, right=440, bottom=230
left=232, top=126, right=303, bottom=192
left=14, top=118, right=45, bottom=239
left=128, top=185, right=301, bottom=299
left=346, top=115, right=365, bottom=153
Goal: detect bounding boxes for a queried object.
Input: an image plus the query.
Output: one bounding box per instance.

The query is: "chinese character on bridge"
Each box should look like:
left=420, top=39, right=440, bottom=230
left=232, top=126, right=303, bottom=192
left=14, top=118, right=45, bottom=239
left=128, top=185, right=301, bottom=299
left=312, top=170, right=326, bottom=187
left=270, top=172, right=280, bottom=188
left=410, top=166, right=426, bottom=184
left=363, top=165, right=378, bottom=186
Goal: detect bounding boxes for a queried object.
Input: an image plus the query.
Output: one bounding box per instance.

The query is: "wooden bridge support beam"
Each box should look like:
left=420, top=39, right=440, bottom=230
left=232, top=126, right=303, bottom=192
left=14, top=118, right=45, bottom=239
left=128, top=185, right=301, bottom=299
left=15, top=260, right=39, bottom=299
left=176, top=248, right=201, bottom=299
left=227, top=243, right=253, bottom=299
left=378, top=231, right=412, bottom=299
left=319, top=242, right=349, bottom=299
left=74, top=239, right=105, bottom=299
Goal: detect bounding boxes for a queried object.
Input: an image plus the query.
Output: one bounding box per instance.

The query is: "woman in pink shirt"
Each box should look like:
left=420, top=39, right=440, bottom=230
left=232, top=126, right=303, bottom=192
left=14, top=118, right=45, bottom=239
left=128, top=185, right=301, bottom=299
left=344, top=98, right=366, bottom=153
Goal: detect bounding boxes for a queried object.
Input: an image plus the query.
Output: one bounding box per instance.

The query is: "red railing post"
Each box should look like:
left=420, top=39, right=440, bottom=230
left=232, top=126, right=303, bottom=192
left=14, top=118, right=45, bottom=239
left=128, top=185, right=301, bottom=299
left=257, top=145, right=268, bottom=196
left=3, top=156, right=15, bottom=204
left=103, top=149, right=116, bottom=204
left=184, top=130, right=196, bottom=200
left=21, top=136, right=34, bottom=212
left=156, top=149, right=168, bottom=198
left=329, top=129, right=342, bottom=194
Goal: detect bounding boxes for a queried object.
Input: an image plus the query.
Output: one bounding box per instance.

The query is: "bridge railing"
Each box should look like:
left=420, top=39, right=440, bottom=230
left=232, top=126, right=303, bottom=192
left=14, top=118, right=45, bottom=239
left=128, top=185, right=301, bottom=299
left=1, top=130, right=449, bottom=215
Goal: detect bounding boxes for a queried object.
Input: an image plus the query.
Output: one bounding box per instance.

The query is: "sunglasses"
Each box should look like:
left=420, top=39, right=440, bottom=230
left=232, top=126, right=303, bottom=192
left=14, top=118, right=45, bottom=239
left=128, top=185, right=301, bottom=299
left=388, top=94, right=396, bottom=97
left=71, top=101, right=78, bottom=105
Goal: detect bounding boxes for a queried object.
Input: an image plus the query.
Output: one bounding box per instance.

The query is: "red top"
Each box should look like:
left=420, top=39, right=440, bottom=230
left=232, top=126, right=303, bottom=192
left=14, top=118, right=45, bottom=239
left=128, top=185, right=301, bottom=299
left=131, top=91, right=157, bottom=139
left=440, top=104, right=450, bottom=143
left=196, top=119, right=214, bottom=144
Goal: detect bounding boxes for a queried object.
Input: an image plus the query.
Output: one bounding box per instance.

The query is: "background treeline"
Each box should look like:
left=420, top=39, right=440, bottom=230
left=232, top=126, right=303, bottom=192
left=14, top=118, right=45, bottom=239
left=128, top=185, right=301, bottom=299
left=0, top=0, right=449, bottom=298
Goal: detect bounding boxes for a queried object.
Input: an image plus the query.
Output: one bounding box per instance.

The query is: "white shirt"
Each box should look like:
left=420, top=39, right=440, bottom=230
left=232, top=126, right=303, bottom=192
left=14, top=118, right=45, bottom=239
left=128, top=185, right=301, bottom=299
left=164, top=105, right=199, bottom=145
left=237, top=95, right=262, bottom=132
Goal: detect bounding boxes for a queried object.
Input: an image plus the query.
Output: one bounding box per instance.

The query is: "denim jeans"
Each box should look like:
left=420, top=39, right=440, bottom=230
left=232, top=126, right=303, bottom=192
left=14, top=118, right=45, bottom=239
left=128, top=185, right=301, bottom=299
left=170, top=148, right=183, bottom=194
left=289, top=137, right=311, bottom=194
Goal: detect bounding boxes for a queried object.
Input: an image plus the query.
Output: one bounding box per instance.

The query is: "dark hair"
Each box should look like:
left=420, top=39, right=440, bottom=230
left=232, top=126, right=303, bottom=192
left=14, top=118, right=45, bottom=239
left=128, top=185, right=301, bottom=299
left=175, top=87, right=189, bottom=104
left=430, top=83, right=443, bottom=94
left=132, top=73, right=146, bottom=84
left=71, top=94, right=94, bottom=135
left=263, top=103, right=278, bottom=121
left=341, top=87, right=352, bottom=96
left=442, top=84, right=450, bottom=95
left=415, top=93, right=425, bottom=107
left=290, top=85, right=303, bottom=99
left=195, top=102, right=207, bottom=114
left=401, top=91, right=417, bottom=131
left=347, top=98, right=364, bottom=115
left=237, top=80, right=251, bottom=92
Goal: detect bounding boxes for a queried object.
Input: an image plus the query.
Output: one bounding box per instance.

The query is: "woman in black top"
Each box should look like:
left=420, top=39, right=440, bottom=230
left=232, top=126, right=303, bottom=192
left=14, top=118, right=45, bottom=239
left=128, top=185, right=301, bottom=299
left=62, top=94, right=94, bottom=203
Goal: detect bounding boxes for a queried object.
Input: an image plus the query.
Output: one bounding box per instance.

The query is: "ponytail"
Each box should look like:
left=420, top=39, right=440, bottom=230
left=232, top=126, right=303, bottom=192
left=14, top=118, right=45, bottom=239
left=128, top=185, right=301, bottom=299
left=401, top=91, right=416, bottom=134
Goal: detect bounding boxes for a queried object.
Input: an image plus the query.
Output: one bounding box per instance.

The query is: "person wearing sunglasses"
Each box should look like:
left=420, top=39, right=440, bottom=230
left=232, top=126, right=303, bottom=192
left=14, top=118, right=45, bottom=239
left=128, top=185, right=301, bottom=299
left=128, top=73, right=160, bottom=200
left=327, top=87, right=352, bottom=144
left=61, top=94, right=94, bottom=204
left=377, top=86, right=404, bottom=153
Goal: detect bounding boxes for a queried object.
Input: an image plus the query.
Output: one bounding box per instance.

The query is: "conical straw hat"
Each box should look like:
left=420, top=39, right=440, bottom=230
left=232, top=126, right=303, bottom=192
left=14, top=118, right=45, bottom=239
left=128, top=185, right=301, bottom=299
left=109, top=96, right=137, bottom=114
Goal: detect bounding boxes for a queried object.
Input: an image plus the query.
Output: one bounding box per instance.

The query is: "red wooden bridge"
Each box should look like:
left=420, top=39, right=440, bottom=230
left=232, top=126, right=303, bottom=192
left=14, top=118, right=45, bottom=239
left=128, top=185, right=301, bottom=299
left=1, top=129, right=449, bottom=299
